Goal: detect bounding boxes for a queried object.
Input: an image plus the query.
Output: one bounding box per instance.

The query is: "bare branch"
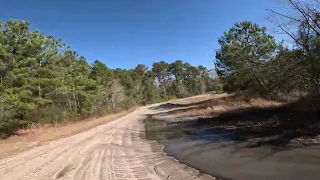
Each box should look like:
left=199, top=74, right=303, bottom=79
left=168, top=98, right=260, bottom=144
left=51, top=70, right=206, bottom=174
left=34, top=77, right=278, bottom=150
left=245, top=61, right=270, bottom=93
left=288, top=0, right=320, bottom=36
left=277, top=24, right=304, bottom=47
left=305, top=6, right=320, bottom=31
left=266, top=9, right=303, bottom=23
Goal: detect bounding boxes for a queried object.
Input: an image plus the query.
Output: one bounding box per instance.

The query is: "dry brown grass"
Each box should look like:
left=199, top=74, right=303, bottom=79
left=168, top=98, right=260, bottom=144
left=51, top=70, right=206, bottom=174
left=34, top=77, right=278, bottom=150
left=162, top=93, right=320, bottom=147
left=166, top=93, right=281, bottom=117
left=0, top=109, right=134, bottom=159
left=168, top=93, right=229, bottom=105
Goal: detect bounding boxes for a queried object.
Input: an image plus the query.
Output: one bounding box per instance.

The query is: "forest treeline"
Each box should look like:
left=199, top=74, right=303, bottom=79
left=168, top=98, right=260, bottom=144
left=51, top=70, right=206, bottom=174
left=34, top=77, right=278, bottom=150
left=215, top=0, right=320, bottom=97
left=212, top=0, right=320, bottom=143
left=0, top=20, right=218, bottom=137
left=1, top=0, right=319, bottom=137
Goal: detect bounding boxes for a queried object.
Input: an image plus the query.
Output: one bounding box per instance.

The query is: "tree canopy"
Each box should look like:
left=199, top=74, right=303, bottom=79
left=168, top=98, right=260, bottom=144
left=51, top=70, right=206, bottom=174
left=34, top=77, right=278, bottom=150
left=0, top=20, right=217, bottom=137
left=215, top=21, right=278, bottom=93
left=215, top=0, right=320, bottom=96
left=2, top=0, right=319, bottom=137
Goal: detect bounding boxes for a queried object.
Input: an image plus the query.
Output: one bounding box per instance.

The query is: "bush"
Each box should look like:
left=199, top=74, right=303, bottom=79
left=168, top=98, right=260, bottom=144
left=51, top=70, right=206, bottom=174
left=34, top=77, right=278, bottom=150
left=156, top=95, right=177, bottom=102
left=0, top=109, right=26, bottom=138
left=25, top=105, right=71, bottom=124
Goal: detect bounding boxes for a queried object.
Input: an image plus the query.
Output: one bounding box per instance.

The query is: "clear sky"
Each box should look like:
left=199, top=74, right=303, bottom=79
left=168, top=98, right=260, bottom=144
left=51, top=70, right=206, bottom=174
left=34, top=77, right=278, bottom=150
left=1, top=0, right=280, bottom=69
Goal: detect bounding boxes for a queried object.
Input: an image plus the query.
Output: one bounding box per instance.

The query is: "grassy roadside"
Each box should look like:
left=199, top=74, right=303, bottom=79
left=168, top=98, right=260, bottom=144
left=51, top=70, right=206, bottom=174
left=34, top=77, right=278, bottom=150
left=166, top=93, right=281, bottom=117
left=0, top=109, right=135, bottom=159
left=159, top=93, right=320, bottom=147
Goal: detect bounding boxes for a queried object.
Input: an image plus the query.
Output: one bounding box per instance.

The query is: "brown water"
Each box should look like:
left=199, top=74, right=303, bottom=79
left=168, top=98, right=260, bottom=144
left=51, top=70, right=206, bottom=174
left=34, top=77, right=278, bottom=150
left=145, top=117, right=320, bottom=180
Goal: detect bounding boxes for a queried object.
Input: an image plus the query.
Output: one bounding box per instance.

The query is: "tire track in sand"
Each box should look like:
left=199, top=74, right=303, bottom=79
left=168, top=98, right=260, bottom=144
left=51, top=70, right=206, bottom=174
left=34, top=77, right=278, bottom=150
left=0, top=106, right=216, bottom=180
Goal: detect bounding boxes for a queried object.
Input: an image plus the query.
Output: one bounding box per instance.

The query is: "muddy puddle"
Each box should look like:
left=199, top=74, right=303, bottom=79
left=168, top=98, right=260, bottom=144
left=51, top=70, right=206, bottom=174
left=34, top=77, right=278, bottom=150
left=145, top=116, right=320, bottom=180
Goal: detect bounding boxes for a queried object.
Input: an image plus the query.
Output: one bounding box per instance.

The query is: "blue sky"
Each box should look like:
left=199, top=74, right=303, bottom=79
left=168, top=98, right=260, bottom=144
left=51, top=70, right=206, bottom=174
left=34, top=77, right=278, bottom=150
left=1, top=0, right=281, bottom=69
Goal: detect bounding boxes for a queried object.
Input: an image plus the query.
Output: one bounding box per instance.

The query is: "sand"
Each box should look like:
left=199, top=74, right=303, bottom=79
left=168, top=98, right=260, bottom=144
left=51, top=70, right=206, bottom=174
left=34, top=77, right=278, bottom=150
left=0, top=104, right=215, bottom=180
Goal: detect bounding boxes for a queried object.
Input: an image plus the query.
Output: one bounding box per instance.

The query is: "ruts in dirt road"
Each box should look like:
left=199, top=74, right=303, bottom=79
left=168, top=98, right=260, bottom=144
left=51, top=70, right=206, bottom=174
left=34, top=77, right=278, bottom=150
left=0, top=105, right=214, bottom=180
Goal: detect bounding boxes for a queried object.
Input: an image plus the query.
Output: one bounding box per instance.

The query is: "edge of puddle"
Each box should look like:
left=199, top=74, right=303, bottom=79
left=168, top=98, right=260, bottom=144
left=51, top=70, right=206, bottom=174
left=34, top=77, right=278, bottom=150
left=143, top=115, right=229, bottom=180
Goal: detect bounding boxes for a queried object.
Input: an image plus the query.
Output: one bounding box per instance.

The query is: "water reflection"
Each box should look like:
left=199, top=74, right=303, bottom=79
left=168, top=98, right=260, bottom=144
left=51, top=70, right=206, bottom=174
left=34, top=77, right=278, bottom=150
left=146, top=117, right=259, bottom=145
left=145, top=116, right=320, bottom=180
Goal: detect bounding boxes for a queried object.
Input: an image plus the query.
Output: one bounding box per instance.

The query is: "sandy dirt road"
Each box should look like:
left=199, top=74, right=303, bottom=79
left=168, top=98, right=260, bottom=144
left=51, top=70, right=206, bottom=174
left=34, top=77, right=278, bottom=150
left=0, top=104, right=214, bottom=180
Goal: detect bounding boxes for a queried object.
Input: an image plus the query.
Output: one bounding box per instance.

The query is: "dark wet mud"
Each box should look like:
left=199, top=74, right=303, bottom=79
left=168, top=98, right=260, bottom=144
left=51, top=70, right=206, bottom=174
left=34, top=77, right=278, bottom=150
left=145, top=116, right=320, bottom=180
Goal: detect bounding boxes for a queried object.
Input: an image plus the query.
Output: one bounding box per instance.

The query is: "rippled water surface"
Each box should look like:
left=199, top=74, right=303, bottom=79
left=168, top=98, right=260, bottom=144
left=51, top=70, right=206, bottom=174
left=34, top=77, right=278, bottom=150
left=145, top=117, right=320, bottom=180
